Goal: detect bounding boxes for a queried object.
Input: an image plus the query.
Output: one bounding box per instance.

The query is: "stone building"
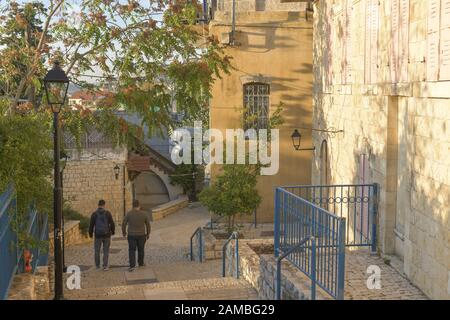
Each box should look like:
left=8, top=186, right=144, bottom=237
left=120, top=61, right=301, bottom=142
left=208, top=0, right=314, bottom=222
left=62, top=124, right=184, bottom=223
left=312, top=0, right=449, bottom=299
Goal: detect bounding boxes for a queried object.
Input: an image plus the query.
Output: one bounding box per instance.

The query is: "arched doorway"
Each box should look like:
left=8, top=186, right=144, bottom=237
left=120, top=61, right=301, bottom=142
left=133, top=171, right=170, bottom=211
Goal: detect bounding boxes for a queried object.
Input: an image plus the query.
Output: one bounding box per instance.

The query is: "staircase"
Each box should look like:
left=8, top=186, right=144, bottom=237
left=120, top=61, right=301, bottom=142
left=65, top=276, right=258, bottom=300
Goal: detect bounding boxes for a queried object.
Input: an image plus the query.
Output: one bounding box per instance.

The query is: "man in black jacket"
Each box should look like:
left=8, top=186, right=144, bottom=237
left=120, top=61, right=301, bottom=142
left=89, top=200, right=115, bottom=271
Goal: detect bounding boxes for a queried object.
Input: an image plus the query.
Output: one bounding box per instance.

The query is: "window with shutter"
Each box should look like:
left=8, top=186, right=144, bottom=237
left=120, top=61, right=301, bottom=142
left=399, top=0, right=410, bottom=82
left=427, top=0, right=441, bottom=81
left=440, top=0, right=450, bottom=80
left=326, top=3, right=334, bottom=87
left=365, top=0, right=379, bottom=84
left=370, top=0, right=379, bottom=83
left=390, top=0, right=400, bottom=83
left=343, top=0, right=353, bottom=84
left=364, top=0, right=371, bottom=83
left=390, top=0, right=409, bottom=83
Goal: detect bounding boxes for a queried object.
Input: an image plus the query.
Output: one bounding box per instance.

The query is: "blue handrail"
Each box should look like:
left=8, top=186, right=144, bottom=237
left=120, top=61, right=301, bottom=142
left=0, top=184, right=49, bottom=300
left=189, top=227, right=204, bottom=262
left=274, top=186, right=347, bottom=300
left=222, top=231, right=239, bottom=279
left=0, top=184, right=18, bottom=300
left=276, top=236, right=316, bottom=300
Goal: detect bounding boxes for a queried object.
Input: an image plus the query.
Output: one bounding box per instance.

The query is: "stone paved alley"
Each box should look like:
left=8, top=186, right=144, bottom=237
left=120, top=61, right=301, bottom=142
left=64, top=203, right=257, bottom=300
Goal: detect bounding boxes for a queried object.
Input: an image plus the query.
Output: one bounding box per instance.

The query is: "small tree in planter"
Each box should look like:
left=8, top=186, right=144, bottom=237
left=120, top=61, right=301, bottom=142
left=199, top=164, right=261, bottom=234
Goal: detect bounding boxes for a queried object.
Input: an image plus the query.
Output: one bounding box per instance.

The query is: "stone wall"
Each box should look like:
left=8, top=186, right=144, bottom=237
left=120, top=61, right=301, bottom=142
left=151, top=196, right=189, bottom=221
left=313, top=0, right=449, bottom=299
left=225, top=239, right=329, bottom=300
left=49, top=220, right=90, bottom=254
left=209, top=9, right=314, bottom=222
left=63, top=148, right=133, bottom=223
left=7, top=266, right=50, bottom=300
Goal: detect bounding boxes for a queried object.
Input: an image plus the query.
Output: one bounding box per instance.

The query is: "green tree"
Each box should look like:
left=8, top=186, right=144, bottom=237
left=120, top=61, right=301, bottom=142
left=199, top=104, right=284, bottom=232
left=199, top=164, right=261, bottom=232
left=0, top=0, right=230, bottom=247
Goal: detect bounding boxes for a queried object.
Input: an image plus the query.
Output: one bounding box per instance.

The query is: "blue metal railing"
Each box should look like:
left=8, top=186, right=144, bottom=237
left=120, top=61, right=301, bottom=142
left=0, top=184, right=49, bottom=300
left=190, top=227, right=204, bottom=262
left=276, top=236, right=316, bottom=300
left=280, top=184, right=378, bottom=251
left=222, top=231, right=239, bottom=279
left=274, top=187, right=347, bottom=300
left=0, top=185, right=19, bottom=300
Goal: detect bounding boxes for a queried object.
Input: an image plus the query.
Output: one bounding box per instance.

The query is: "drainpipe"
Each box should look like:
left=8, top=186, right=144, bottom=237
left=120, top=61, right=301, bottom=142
left=202, top=0, right=208, bottom=23
left=231, top=0, right=236, bottom=45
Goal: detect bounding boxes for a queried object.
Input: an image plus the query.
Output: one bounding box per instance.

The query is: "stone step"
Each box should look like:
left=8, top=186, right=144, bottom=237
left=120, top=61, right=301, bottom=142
left=65, top=277, right=258, bottom=300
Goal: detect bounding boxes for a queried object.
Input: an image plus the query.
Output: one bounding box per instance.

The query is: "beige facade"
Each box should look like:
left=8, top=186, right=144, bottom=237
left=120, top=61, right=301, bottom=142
left=313, top=0, right=450, bottom=299
left=209, top=1, right=314, bottom=222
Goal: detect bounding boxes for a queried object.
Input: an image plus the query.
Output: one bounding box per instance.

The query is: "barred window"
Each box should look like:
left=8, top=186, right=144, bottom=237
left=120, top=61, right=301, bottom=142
left=243, top=83, right=269, bottom=131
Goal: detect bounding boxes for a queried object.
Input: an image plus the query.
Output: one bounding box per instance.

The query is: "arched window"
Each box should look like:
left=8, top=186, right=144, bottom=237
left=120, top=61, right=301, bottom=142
left=320, top=140, right=329, bottom=185
left=243, top=82, right=270, bottom=131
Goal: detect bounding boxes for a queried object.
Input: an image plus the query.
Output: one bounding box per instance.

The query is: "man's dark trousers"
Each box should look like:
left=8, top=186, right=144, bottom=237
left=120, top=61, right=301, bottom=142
left=128, top=235, right=146, bottom=268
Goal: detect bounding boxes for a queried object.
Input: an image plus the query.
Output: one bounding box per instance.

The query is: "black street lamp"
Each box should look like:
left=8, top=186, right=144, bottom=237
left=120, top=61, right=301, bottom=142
left=44, top=61, right=69, bottom=300
left=291, top=127, right=344, bottom=151
left=114, top=164, right=127, bottom=218
left=60, top=151, right=69, bottom=273
left=291, top=129, right=316, bottom=151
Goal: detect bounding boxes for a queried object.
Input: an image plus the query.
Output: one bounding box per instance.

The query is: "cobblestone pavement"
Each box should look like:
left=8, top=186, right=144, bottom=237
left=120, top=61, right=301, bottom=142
left=63, top=203, right=258, bottom=300
left=279, top=248, right=428, bottom=300
left=343, top=250, right=427, bottom=300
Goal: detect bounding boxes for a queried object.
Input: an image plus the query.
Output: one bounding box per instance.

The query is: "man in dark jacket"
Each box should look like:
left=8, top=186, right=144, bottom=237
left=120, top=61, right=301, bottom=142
left=89, top=200, right=115, bottom=271
left=122, top=200, right=151, bottom=272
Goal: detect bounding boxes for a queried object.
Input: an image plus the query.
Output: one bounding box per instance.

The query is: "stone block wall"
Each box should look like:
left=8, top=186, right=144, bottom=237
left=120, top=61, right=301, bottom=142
left=151, top=196, right=189, bottom=221
left=313, top=0, right=450, bottom=299
left=226, top=239, right=329, bottom=300
left=62, top=148, right=133, bottom=224
left=49, top=221, right=90, bottom=254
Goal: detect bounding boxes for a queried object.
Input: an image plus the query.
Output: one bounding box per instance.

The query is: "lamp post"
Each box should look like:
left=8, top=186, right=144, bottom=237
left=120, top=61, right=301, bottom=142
left=60, top=152, right=69, bottom=273
left=44, top=61, right=69, bottom=300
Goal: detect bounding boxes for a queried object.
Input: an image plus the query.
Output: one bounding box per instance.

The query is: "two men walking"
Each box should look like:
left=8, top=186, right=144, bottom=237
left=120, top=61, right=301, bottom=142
left=89, top=199, right=151, bottom=272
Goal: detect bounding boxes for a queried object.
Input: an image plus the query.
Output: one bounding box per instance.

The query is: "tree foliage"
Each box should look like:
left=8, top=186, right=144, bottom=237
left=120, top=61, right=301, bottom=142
left=199, top=164, right=261, bottom=232
left=199, top=104, right=285, bottom=231
left=0, top=0, right=231, bottom=247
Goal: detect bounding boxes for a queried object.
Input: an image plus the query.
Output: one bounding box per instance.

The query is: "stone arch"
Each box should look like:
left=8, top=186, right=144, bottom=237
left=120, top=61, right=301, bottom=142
left=133, top=171, right=170, bottom=211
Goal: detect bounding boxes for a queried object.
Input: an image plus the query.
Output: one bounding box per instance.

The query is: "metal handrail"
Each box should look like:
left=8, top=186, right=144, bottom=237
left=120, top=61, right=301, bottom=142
left=189, top=227, right=204, bottom=262
left=276, top=236, right=316, bottom=300
left=222, top=231, right=239, bottom=278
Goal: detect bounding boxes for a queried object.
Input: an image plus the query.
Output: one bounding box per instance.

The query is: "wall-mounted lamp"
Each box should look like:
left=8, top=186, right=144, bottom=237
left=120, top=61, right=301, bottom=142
left=291, top=128, right=344, bottom=151
left=291, top=129, right=315, bottom=151
left=114, top=164, right=120, bottom=180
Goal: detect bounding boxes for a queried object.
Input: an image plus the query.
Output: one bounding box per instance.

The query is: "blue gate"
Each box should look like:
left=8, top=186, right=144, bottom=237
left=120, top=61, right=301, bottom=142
left=0, top=184, right=49, bottom=300
left=274, top=183, right=379, bottom=300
